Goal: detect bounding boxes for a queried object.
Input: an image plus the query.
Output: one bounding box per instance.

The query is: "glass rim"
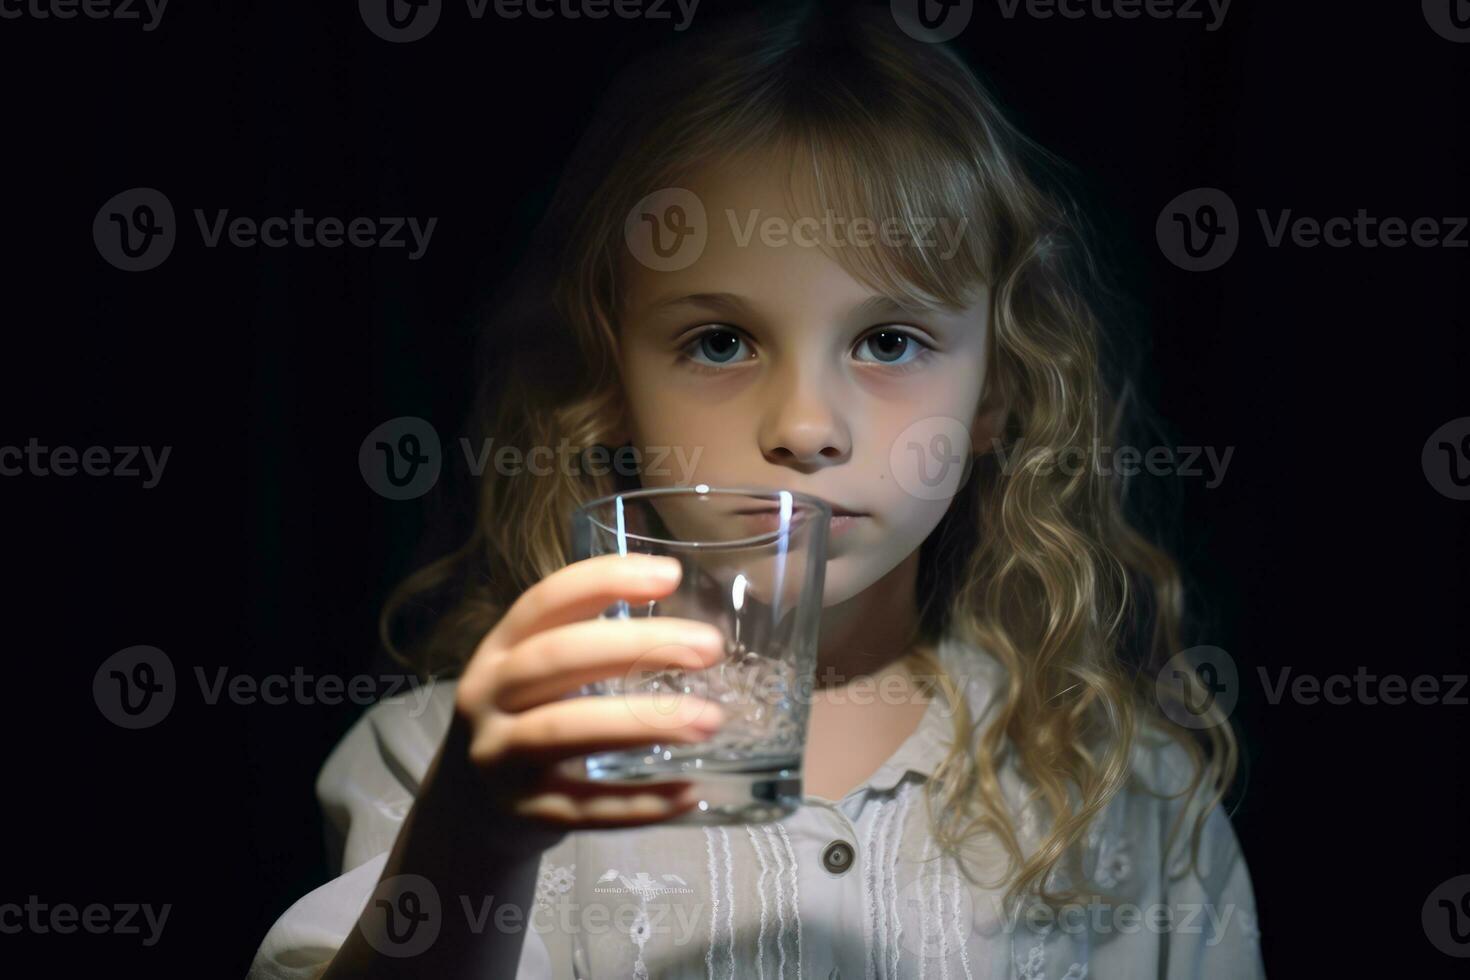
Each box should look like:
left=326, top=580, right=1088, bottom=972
left=573, top=485, right=834, bottom=550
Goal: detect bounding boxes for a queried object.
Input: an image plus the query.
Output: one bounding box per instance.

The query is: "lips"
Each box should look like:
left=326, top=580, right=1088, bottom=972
left=733, top=505, right=867, bottom=518
left=734, top=506, right=869, bottom=540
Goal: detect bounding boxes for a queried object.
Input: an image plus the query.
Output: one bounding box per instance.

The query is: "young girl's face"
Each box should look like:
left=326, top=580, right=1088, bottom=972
left=615, top=150, right=996, bottom=605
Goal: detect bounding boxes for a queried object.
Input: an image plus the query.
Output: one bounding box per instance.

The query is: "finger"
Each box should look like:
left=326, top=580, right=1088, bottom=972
left=494, top=553, right=685, bottom=652
left=473, top=694, right=726, bottom=771
left=492, top=617, right=726, bottom=712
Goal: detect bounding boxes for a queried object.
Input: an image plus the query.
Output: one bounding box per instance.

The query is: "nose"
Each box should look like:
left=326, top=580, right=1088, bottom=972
left=757, top=363, right=852, bottom=470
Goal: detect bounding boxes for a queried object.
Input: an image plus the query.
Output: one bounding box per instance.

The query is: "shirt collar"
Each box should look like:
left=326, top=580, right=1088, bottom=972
left=858, top=629, right=1004, bottom=795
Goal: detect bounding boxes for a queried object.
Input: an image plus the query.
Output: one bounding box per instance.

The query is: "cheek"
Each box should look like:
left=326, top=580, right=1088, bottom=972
left=633, top=404, right=741, bottom=455
left=622, top=365, right=743, bottom=455
left=862, top=448, right=952, bottom=537
left=621, top=363, right=680, bottom=442
left=861, top=368, right=980, bottom=430
left=820, top=494, right=951, bottom=606
left=623, top=395, right=745, bottom=490
left=886, top=494, right=953, bottom=548
left=855, top=383, right=980, bottom=530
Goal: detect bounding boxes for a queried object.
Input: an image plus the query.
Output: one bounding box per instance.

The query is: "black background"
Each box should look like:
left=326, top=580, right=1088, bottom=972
left=1, top=0, right=1466, bottom=975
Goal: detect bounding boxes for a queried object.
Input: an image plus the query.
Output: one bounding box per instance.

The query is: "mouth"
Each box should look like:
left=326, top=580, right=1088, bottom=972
left=732, top=504, right=867, bottom=518
left=733, top=504, right=870, bottom=540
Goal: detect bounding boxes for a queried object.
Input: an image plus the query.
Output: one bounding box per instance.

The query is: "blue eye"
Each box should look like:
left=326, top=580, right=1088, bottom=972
left=854, top=329, right=926, bottom=366
left=683, top=328, right=749, bottom=367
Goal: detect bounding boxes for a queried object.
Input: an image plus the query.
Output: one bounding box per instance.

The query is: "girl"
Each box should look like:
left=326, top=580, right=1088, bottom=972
left=250, top=2, right=1262, bottom=977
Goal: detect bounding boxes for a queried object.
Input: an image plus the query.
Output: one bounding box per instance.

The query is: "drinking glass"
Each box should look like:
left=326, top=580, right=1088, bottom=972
left=563, top=485, right=830, bottom=825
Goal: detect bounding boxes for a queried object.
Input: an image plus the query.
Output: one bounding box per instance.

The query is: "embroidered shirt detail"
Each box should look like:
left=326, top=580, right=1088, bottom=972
left=535, top=862, right=576, bottom=915
left=703, top=827, right=737, bottom=980
left=864, top=779, right=919, bottom=980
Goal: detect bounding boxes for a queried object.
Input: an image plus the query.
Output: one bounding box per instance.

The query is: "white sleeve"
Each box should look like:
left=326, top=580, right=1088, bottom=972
left=1153, top=741, right=1266, bottom=980
left=244, top=678, right=561, bottom=980
left=1161, top=804, right=1265, bottom=979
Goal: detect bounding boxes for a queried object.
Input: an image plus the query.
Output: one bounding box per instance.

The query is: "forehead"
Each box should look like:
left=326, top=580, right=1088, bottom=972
left=621, top=151, right=878, bottom=318
left=618, top=143, right=993, bottom=337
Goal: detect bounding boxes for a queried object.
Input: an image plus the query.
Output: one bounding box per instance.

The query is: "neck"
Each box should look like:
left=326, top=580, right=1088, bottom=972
left=814, top=549, right=928, bottom=691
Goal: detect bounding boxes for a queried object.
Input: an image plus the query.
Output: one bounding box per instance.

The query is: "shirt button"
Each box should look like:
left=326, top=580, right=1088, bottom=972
left=822, top=839, right=855, bottom=875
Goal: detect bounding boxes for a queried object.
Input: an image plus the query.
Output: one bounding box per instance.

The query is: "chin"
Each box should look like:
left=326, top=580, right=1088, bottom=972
left=818, top=549, right=895, bottom=607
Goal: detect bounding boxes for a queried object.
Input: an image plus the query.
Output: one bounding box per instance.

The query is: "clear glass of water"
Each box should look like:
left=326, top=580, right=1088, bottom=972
left=563, top=485, right=831, bottom=825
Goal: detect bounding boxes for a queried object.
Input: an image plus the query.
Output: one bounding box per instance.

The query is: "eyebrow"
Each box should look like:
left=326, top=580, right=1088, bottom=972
left=643, top=291, right=938, bottom=320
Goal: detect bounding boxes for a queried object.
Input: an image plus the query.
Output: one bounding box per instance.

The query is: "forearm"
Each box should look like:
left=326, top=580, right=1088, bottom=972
left=320, top=722, right=555, bottom=980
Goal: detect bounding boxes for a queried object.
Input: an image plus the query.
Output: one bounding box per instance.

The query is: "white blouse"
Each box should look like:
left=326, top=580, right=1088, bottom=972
left=248, top=633, right=1265, bottom=979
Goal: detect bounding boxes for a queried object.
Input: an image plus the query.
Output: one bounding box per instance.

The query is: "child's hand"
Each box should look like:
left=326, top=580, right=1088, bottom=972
left=440, top=553, right=727, bottom=842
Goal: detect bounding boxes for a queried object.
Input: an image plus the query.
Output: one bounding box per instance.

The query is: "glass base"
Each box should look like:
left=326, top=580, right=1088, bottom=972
left=568, top=753, right=803, bottom=825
